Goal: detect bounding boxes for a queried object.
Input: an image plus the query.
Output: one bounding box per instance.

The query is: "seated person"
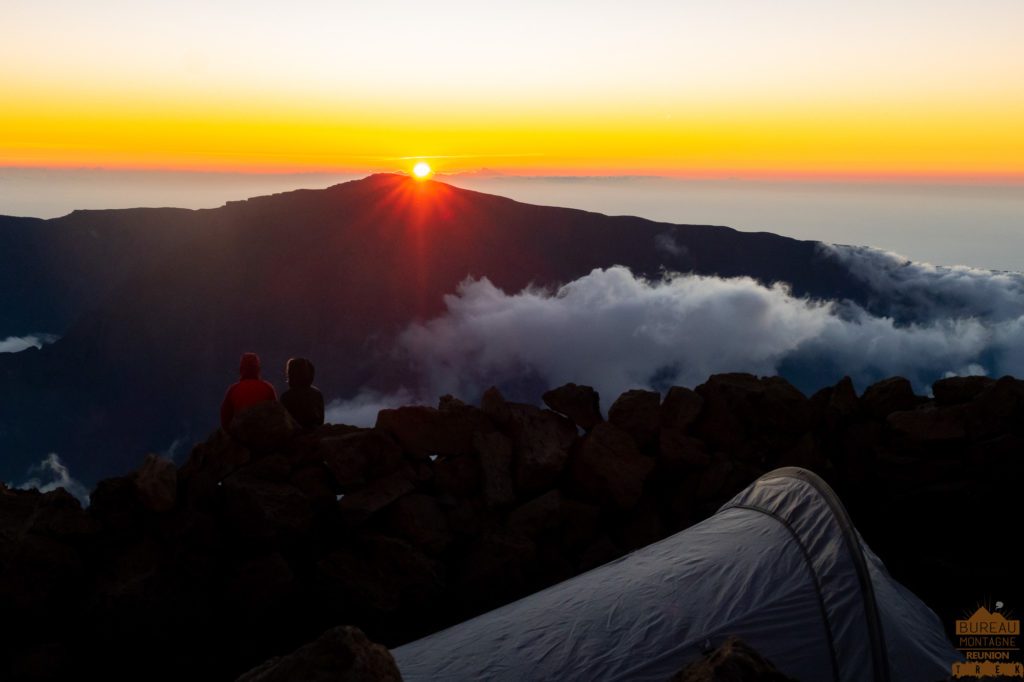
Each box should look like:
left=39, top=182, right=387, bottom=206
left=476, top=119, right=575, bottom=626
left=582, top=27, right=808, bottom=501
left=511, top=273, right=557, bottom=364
left=220, top=352, right=277, bottom=430
left=280, top=357, right=324, bottom=431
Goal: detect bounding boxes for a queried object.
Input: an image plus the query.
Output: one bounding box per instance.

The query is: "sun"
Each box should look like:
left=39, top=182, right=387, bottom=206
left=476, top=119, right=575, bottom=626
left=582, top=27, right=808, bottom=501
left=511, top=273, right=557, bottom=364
left=412, top=161, right=433, bottom=179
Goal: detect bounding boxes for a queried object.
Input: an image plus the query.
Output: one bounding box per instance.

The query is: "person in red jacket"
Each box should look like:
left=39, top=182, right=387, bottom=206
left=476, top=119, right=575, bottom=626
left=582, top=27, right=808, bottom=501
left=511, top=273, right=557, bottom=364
left=220, top=352, right=277, bottom=430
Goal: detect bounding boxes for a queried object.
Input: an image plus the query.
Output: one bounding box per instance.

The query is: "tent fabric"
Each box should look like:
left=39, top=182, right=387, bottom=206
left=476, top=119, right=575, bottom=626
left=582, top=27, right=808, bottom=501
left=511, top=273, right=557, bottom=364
left=391, top=467, right=958, bottom=681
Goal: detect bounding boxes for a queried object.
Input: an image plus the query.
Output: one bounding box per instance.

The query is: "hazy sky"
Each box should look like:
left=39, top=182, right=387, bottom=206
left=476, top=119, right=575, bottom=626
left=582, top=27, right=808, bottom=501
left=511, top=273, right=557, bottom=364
left=2, top=168, right=1021, bottom=271
left=3, top=1, right=1023, bottom=178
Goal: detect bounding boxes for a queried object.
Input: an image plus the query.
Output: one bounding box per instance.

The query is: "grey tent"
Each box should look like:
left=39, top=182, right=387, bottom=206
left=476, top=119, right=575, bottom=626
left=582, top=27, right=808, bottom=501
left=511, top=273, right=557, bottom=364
left=392, top=467, right=959, bottom=681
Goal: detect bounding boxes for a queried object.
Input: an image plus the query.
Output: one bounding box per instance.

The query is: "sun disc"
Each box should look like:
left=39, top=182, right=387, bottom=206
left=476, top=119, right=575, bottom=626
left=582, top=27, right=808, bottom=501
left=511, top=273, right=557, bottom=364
left=412, top=161, right=432, bottom=179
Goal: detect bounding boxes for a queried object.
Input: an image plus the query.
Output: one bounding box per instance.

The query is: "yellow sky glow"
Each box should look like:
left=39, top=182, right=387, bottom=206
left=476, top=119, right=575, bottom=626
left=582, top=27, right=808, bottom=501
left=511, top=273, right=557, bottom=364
left=3, top=1, right=1023, bottom=180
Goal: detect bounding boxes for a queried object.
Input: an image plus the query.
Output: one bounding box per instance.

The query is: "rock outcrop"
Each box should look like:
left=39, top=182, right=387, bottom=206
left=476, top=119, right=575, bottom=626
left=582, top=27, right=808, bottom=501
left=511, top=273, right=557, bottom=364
left=1, top=373, right=1021, bottom=681
left=669, top=636, right=798, bottom=682
left=237, top=626, right=402, bottom=682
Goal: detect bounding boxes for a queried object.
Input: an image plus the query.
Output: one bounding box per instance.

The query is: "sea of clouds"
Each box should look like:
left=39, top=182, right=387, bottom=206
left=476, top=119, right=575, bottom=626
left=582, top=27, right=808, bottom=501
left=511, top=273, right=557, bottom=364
left=327, top=244, right=1024, bottom=426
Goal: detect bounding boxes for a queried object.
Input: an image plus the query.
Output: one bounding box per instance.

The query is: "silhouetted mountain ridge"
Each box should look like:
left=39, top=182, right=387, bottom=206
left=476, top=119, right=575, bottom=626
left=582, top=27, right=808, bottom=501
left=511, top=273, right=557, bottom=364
left=2, top=174, right=873, bottom=482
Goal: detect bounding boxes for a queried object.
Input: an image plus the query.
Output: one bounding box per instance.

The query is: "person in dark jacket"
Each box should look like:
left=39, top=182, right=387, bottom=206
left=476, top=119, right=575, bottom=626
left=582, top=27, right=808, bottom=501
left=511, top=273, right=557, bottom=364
left=220, top=352, right=277, bottom=429
left=280, top=357, right=324, bottom=431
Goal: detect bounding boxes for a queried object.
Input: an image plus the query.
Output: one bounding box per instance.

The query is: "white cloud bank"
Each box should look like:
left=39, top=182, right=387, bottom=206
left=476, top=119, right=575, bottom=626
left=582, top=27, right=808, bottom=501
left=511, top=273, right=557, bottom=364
left=821, top=244, right=1024, bottom=323
left=0, top=334, right=59, bottom=353
left=327, top=256, right=1024, bottom=425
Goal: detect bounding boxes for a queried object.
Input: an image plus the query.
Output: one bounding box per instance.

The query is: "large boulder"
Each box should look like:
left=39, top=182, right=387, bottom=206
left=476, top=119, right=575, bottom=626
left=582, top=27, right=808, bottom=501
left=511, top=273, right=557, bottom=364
left=317, top=536, right=444, bottom=616
left=336, top=470, right=417, bottom=526
left=694, top=374, right=809, bottom=463
left=375, top=401, right=493, bottom=458
left=608, top=389, right=662, bottom=450
left=473, top=431, right=516, bottom=508
left=670, top=636, right=798, bottom=681
left=658, top=431, right=710, bottom=477
left=887, top=405, right=968, bottom=443
left=456, top=532, right=537, bottom=609
left=433, top=455, right=481, bottom=498
left=507, top=490, right=562, bottom=539
left=570, top=422, right=654, bottom=510
left=229, top=401, right=301, bottom=453
left=384, top=493, right=452, bottom=554
left=963, top=376, right=1024, bottom=439
left=860, top=377, right=920, bottom=418
left=236, top=625, right=402, bottom=682
left=542, top=383, right=603, bottom=431
left=222, top=473, right=314, bottom=544
left=488, top=400, right=578, bottom=494
left=134, top=454, right=177, bottom=513
left=321, top=429, right=405, bottom=491
left=809, top=375, right=860, bottom=429
left=932, top=375, right=995, bottom=406
left=661, top=386, right=704, bottom=432
left=289, top=463, right=338, bottom=511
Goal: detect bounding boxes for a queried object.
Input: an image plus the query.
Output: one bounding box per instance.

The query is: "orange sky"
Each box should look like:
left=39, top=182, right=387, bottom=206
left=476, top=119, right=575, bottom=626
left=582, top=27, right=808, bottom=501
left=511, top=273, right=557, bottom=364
left=3, top=1, right=1023, bottom=180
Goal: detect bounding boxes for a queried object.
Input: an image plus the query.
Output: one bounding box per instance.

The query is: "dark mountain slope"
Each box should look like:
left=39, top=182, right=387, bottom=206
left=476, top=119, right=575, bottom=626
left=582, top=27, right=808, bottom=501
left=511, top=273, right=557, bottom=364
left=1, top=174, right=866, bottom=483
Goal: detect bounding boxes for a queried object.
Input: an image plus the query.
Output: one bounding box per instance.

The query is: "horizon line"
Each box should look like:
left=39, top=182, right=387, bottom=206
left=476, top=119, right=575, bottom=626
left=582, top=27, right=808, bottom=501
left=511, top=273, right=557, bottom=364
left=3, top=164, right=1024, bottom=186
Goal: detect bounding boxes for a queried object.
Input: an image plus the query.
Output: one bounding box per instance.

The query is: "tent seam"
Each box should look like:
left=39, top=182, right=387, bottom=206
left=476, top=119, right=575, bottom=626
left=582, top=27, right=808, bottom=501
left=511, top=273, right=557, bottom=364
left=729, top=503, right=842, bottom=682
left=758, top=468, right=891, bottom=682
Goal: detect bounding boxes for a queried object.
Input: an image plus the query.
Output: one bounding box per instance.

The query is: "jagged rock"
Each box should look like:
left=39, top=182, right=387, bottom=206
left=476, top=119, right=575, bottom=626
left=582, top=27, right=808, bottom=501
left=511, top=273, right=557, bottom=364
left=695, top=457, right=735, bottom=502
left=0, top=487, right=91, bottom=622
left=226, top=552, right=295, bottom=618
left=932, top=375, right=995, bottom=406
left=375, top=404, right=492, bottom=458
left=560, top=498, right=601, bottom=552
left=457, top=533, right=536, bottom=607
left=289, top=464, right=338, bottom=511
left=321, top=430, right=404, bottom=491
left=229, top=401, right=301, bottom=453
left=694, top=374, right=809, bottom=463
left=6, top=372, right=1023, bottom=682
left=179, top=430, right=251, bottom=510
left=508, top=490, right=562, bottom=539
left=236, top=625, right=402, bottom=682
left=480, top=385, right=506, bottom=414
left=571, top=422, right=654, bottom=510
left=658, top=430, right=711, bottom=477
left=494, top=403, right=577, bottom=494
left=336, top=470, right=416, bottom=526
left=222, top=473, right=314, bottom=543
left=313, top=423, right=364, bottom=439
left=384, top=494, right=451, bottom=554
left=661, top=386, right=704, bottom=432
left=670, top=636, right=797, bottom=681
left=433, top=455, right=481, bottom=498
left=89, top=475, right=146, bottom=537
left=779, top=432, right=828, bottom=471
left=444, top=497, right=490, bottom=539
left=243, top=454, right=292, bottom=482
left=968, top=433, right=1024, bottom=473
left=577, top=535, right=622, bottom=572
left=135, top=454, right=177, bottom=512
left=318, top=536, right=443, bottom=615
left=861, top=377, right=920, bottom=418
left=542, top=383, right=603, bottom=430
left=965, top=376, right=1024, bottom=439
left=888, top=405, right=968, bottom=443
left=473, top=431, right=515, bottom=508
left=0, top=486, right=95, bottom=541
left=608, top=389, right=662, bottom=449
left=611, top=499, right=664, bottom=552
left=810, top=376, right=860, bottom=429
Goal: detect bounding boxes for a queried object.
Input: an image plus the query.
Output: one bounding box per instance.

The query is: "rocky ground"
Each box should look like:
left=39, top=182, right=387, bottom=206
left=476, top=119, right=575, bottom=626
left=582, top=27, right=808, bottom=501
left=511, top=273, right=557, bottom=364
left=1, top=372, right=1021, bottom=680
